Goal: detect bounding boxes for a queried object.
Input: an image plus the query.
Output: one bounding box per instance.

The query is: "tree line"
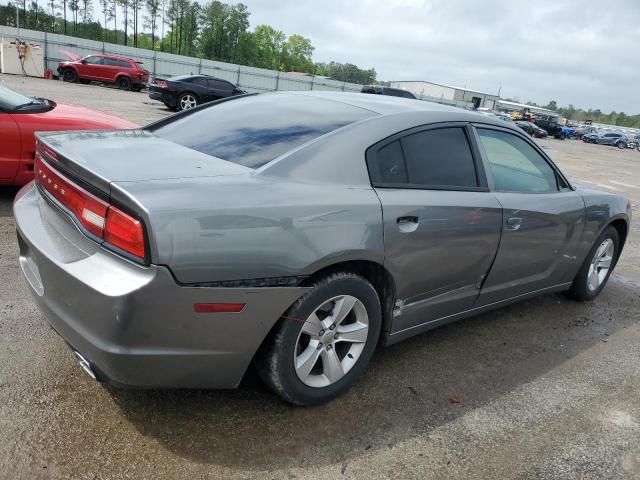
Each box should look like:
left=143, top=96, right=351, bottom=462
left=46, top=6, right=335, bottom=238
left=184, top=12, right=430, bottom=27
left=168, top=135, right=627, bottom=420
left=0, top=0, right=377, bottom=84
left=520, top=99, right=640, bottom=129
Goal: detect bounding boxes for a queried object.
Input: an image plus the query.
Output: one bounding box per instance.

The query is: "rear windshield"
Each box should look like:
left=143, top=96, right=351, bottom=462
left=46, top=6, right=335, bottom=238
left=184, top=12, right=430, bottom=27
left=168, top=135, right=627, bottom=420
left=150, top=93, right=374, bottom=168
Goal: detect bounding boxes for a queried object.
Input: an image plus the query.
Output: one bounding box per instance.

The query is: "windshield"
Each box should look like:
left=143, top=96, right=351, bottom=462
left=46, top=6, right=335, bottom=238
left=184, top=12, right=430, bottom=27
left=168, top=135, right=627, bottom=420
left=0, top=85, right=36, bottom=110
left=150, top=93, right=375, bottom=168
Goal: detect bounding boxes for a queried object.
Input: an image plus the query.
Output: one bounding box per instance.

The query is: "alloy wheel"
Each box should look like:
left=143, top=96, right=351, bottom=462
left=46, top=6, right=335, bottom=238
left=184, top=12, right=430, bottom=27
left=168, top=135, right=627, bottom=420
left=587, top=238, right=615, bottom=291
left=294, top=295, right=369, bottom=388
left=180, top=94, right=197, bottom=110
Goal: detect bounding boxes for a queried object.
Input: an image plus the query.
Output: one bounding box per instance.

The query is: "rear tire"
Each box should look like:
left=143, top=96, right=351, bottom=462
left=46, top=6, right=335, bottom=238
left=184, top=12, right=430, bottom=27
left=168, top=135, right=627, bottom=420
left=117, top=76, right=132, bottom=91
left=62, top=68, right=77, bottom=83
left=567, top=226, right=619, bottom=302
left=256, top=272, right=382, bottom=406
left=616, top=141, right=626, bottom=149
left=177, top=92, right=198, bottom=111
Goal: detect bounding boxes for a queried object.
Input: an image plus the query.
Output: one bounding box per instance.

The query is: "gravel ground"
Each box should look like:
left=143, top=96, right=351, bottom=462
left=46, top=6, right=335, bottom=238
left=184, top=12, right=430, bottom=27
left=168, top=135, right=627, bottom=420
left=1, top=74, right=639, bottom=479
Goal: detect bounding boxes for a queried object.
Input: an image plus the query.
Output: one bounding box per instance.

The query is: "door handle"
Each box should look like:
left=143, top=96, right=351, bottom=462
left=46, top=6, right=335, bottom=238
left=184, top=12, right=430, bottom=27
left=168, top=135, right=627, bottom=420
left=505, top=217, right=522, bottom=231
left=397, top=216, right=419, bottom=233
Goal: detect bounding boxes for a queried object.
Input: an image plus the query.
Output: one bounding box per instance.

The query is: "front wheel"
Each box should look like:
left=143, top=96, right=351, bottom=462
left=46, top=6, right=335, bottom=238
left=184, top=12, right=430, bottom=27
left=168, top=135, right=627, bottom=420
left=257, top=272, right=382, bottom=405
left=567, top=226, right=619, bottom=301
left=62, top=68, right=77, bottom=83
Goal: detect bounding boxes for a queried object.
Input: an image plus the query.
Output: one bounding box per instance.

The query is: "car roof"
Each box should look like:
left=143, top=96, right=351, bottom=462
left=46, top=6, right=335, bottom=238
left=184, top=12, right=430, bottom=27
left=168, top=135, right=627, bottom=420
left=283, top=91, right=500, bottom=121
left=89, top=53, right=135, bottom=62
left=168, top=74, right=227, bottom=81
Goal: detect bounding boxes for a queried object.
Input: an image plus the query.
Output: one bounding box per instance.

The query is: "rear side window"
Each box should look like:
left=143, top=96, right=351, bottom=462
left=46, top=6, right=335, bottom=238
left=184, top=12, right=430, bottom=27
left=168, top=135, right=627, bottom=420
left=190, top=77, right=208, bottom=86
left=402, top=128, right=478, bottom=187
left=104, top=58, right=130, bottom=68
left=151, top=94, right=374, bottom=168
left=376, top=141, right=408, bottom=184
left=208, top=79, right=233, bottom=90
left=368, top=127, right=479, bottom=189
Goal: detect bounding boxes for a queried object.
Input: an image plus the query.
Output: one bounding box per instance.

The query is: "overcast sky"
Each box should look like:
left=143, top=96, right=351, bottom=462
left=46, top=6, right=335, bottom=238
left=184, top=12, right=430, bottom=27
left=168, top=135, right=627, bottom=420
left=242, top=0, right=640, bottom=113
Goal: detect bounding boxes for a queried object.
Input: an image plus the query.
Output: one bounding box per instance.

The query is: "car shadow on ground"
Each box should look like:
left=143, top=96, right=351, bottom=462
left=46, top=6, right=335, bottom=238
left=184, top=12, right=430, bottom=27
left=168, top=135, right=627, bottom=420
left=0, top=187, right=19, bottom=217
left=107, top=277, right=640, bottom=470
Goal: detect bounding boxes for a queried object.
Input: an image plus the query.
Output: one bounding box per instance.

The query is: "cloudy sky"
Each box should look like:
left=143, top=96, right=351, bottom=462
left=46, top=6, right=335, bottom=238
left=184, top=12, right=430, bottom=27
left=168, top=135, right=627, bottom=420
left=243, top=0, right=640, bottom=113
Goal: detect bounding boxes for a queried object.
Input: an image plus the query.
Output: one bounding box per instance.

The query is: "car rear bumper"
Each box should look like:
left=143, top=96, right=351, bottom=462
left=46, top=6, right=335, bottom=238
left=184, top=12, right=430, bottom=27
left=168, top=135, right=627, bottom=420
left=149, top=89, right=176, bottom=107
left=14, top=183, right=307, bottom=388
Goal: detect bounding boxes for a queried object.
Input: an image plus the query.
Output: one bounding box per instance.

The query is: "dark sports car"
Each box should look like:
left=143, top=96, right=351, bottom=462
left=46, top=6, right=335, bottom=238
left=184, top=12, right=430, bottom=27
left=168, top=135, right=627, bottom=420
left=15, top=92, right=631, bottom=406
left=515, top=120, right=548, bottom=138
left=148, top=74, right=245, bottom=111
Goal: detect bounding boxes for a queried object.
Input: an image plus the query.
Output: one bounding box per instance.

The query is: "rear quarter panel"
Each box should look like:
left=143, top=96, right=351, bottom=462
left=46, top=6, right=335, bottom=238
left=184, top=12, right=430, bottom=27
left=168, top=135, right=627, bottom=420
left=111, top=175, right=385, bottom=284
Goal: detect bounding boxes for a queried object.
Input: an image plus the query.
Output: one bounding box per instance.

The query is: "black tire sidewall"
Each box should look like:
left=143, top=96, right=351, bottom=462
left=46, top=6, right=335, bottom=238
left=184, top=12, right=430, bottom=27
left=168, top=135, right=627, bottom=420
left=63, top=69, right=76, bottom=82
left=118, top=77, right=131, bottom=90
left=266, top=274, right=381, bottom=405
left=569, top=226, right=619, bottom=301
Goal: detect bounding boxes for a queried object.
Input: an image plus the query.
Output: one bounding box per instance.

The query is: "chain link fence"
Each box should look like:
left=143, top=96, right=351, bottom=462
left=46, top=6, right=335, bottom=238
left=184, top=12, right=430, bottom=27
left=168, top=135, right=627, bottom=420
left=0, top=25, right=363, bottom=94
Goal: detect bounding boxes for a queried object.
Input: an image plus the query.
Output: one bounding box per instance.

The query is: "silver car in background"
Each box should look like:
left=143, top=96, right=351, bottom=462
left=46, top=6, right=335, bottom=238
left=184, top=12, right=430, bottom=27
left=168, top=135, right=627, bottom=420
left=14, top=92, right=631, bottom=405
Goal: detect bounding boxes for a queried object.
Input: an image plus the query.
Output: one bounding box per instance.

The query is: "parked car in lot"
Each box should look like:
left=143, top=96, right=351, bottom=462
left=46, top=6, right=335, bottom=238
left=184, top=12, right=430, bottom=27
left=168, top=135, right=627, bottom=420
left=534, top=116, right=575, bottom=139
left=575, top=125, right=598, bottom=140
left=57, top=51, right=149, bottom=91
left=515, top=120, right=548, bottom=138
left=15, top=92, right=630, bottom=405
left=0, top=85, right=138, bottom=186
left=148, top=74, right=245, bottom=111
left=591, top=132, right=629, bottom=148
left=361, top=85, right=417, bottom=99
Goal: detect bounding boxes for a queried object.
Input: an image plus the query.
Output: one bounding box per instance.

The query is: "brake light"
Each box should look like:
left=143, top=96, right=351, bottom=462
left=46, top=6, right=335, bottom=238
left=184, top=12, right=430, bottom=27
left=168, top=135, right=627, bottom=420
left=35, top=155, right=108, bottom=237
left=104, top=206, right=145, bottom=259
left=156, top=80, right=167, bottom=88
left=35, top=151, right=146, bottom=262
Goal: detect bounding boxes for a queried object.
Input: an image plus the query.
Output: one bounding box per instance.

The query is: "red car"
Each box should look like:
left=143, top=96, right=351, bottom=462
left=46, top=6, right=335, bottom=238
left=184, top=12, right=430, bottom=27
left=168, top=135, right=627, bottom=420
left=0, top=85, right=138, bottom=186
left=57, top=51, right=150, bottom=91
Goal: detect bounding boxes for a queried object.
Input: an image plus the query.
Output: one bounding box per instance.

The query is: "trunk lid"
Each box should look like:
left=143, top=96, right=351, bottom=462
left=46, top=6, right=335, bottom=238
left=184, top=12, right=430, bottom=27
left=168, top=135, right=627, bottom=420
left=36, top=130, right=252, bottom=195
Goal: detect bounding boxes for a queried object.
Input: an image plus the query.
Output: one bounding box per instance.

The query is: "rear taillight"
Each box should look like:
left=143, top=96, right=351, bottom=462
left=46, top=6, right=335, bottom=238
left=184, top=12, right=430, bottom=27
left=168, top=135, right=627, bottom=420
left=156, top=80, right=167, bottom=88
left=35, top=150, right=147, bottom=262
left=104, top=206, right=145, bottom=259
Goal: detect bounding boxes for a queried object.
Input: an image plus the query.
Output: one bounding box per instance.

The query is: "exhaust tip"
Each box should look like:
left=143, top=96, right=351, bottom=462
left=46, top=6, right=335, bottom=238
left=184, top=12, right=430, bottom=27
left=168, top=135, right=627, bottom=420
left=73, top=351, right=97, bottom=380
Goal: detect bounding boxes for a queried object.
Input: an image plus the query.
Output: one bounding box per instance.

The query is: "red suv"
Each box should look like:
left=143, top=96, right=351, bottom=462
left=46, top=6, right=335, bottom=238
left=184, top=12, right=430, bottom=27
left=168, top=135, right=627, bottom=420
left=57, top=51, right=149, bottom=91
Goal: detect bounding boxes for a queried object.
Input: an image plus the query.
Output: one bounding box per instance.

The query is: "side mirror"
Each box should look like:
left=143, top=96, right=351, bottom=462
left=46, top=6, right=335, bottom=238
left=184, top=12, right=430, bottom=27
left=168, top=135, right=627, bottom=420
left=80, top=59, right=87, bottom=64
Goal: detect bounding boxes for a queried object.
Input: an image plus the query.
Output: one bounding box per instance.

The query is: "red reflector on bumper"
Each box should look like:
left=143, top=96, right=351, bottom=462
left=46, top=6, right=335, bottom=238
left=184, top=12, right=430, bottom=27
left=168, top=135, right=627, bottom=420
left=194, top=303, right=245, bottom=313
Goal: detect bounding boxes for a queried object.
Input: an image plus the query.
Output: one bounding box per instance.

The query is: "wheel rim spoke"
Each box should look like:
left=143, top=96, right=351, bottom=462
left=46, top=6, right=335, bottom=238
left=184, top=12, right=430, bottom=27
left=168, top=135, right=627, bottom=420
left=295, top=343, right=321, bottom=381
left=321, top=348, right=344, bottom=383
left=336, top=322, right=368, bottom=343
left=301, top=312, right=321, bottom=336
left=329, top=296, right=358, bottom=326
left=589, top=268, right=600, bottom=290
left=598, top=255, right=613, bottom=269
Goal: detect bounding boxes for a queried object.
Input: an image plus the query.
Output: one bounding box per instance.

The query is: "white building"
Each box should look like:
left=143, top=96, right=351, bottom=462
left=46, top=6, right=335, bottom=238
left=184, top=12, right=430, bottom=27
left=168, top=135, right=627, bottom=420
left=496, top=100, right=556, bottom=116
left=389, top=80, right=499, bottom=109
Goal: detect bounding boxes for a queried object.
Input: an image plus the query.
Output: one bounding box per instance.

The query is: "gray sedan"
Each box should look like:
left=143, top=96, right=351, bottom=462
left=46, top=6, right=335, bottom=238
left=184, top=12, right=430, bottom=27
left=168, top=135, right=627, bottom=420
left=14, top=92, right=631, bottom=405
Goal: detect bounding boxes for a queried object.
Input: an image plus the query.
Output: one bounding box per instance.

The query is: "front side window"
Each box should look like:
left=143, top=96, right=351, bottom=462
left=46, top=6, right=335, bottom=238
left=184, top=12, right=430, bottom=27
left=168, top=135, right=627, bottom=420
left=83, top=56, right=103, bottom=65
left=477, top=128, right=559, bottom=193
